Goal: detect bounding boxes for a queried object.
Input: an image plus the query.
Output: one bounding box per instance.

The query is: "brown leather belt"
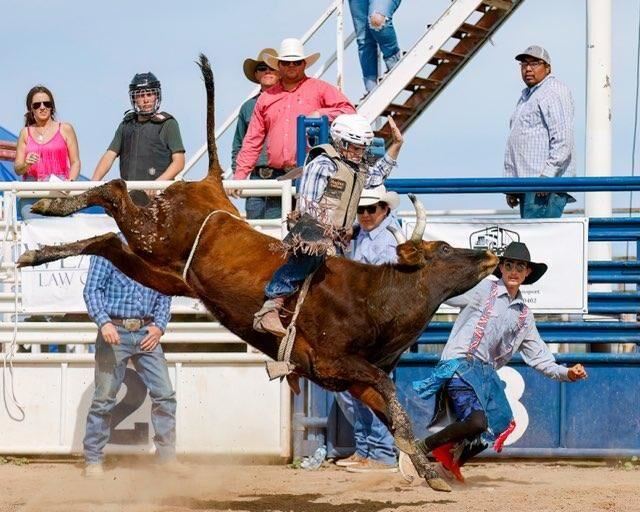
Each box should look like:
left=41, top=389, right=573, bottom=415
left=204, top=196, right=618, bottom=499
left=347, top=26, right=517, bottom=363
left=111, top=317, right=153, bottom=331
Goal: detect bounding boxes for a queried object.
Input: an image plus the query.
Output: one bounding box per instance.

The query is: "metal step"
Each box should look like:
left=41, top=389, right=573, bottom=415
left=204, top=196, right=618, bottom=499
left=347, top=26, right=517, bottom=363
left=357, top=0, right=524, bottom=146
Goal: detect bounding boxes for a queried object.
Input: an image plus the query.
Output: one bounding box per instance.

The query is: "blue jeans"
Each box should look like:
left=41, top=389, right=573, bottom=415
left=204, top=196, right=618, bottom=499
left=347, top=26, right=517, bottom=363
left=519, top=192, right=569, bottom=219
left=336, top=391, right=396, bottom=464
left=446, top=377, right=484, bottom=422
left=83, top=326, right=177, bottom=464
left=349, top=0, right=402, bottom=92
left=265, top=253, right=324, bottom=299
left=246, top=172, right=282, bottom=220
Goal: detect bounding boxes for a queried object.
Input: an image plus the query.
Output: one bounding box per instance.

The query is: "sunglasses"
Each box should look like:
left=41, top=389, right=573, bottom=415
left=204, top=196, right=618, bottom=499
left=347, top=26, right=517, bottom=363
left=280, top=60, right=305, bottom=67
left=502, top=260, right=528, bottom=272
left=519, top=60, right=545, bottom=69
left=255, top=64, right=274, bottom=72
left=357, top=204, right=380, bottom=215
left=32, top=101, right=53, bottom=110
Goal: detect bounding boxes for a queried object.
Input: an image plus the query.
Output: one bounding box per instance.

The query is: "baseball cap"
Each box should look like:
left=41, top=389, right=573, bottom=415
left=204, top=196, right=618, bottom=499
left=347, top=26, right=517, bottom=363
left=515, top=45, right=551, bottom=65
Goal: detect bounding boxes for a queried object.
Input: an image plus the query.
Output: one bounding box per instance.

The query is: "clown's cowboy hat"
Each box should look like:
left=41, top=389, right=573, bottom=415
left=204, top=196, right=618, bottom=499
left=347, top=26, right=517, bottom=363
left=358, top=185, right=400, bottom=210
left=263, top=38, right=320, bottom=69
left=243, top=48, right=277, bottom=84
left=493, top=241, right=548, bottom=285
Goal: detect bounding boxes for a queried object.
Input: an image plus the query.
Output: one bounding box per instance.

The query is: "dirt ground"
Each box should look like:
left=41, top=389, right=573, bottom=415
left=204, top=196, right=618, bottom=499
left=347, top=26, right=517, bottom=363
left=0, top=458, right=638, bottom=512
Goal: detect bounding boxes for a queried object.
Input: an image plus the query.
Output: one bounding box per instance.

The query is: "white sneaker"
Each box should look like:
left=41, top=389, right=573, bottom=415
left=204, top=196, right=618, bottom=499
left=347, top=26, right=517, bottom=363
left=83, top=463, right=104, bottom=479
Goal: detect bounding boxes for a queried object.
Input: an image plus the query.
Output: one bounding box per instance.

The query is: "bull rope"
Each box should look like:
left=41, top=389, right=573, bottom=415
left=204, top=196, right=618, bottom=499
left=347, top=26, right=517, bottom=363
left=182, top=210, right=245, bottom=281
left=265, top=272, right=315, bottom=380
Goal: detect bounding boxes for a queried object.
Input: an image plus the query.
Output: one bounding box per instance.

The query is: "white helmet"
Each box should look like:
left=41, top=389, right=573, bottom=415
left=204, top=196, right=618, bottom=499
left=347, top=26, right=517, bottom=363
left=330, top=114, right=374, bottom=147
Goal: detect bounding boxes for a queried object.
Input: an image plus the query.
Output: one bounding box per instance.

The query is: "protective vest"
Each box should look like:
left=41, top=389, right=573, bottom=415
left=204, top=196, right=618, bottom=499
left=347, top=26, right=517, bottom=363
left=307, top=144, right=366, bottom=229
left=119, top=111, right=174, bottom=181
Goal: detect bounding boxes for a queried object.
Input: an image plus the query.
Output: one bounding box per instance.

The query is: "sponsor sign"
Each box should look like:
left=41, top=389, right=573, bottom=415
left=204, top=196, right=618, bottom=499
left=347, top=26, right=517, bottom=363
left=401, top=217, right=589, bottom=313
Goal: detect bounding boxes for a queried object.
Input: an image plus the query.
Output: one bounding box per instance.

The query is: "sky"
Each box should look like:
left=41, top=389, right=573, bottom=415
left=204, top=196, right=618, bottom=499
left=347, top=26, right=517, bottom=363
left=1, top=0, right=639, bottom=213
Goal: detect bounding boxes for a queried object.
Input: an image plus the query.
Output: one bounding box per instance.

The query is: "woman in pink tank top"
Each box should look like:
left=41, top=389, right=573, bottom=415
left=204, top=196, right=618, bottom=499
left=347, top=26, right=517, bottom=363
left=14, top=85, right=81, bottom=182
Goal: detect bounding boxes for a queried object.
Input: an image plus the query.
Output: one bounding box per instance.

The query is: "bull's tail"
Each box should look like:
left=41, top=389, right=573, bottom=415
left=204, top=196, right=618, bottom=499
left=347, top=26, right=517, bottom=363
left=198, top=54, right=224, bottom=182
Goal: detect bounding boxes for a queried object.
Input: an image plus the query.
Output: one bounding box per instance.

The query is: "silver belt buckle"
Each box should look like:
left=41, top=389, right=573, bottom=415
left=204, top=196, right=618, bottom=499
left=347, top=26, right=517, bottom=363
left=258, top=167, right=273, bottom=179
left=124, top=318, right=142, bottom=331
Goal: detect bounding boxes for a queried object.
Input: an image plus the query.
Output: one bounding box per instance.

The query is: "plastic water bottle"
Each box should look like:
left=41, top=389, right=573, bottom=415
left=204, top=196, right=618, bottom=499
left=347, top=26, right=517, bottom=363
left=300, top=445, right=327, bottom=470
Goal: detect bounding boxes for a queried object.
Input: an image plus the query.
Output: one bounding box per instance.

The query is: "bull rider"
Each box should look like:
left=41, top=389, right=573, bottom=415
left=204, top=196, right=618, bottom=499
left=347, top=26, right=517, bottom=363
left=253, top=113, right=404, bottom=336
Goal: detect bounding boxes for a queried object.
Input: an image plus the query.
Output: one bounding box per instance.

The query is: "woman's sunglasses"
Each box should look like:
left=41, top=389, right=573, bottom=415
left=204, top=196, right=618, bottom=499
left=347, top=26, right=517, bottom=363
left=32, top=101, right=53, bottom=110
left=255, top=64, right=275, bottom=72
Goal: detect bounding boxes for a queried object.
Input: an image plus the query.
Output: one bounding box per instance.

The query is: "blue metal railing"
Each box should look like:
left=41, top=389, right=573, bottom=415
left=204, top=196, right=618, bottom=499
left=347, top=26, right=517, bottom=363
left=385, top=176, right=640, bottom=194
left=292, top=118, right=639, bottom=459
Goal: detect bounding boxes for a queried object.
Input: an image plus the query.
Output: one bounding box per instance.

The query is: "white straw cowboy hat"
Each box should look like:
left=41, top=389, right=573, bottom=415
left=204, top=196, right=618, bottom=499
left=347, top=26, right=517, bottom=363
left=359, top=185, right=400, bottom=210
left=263, top=38, right=321, bottom=69
left=243, top=48, right=277, bottom=84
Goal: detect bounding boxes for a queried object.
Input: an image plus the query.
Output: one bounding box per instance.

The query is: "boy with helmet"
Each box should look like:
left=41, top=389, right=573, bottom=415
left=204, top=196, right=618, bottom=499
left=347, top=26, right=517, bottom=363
left=91, top=72, right=185, bottom=183
left=253, top=113, right=404, bottom=337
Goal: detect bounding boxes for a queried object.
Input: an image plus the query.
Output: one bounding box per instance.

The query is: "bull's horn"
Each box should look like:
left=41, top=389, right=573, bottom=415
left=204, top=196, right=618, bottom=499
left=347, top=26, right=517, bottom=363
left=386, top=224, right=407, bottom=244
left=408, top=193, right=427, bottom=243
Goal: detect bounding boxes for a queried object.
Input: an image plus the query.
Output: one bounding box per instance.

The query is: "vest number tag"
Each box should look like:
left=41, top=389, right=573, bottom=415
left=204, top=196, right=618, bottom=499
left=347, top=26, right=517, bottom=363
left=325, top=178, right=346, bottom=199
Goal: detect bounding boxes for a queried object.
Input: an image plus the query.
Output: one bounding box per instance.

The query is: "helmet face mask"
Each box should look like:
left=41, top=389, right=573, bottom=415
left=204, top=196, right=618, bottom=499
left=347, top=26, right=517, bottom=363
left=330, top=114, right=374, bottom=164
left=336, top=139, right=369, bottom=164
left=129, top=72, right=162, bottom=115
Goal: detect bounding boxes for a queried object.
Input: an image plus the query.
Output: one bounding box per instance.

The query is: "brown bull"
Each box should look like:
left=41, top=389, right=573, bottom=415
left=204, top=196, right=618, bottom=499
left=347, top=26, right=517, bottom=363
left=18, top=55, right=498, bottom=492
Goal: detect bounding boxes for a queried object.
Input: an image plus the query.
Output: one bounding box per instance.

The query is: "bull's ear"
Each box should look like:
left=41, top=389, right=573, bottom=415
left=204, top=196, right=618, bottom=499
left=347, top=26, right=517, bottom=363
left=396, top=242, right=426, bottom=267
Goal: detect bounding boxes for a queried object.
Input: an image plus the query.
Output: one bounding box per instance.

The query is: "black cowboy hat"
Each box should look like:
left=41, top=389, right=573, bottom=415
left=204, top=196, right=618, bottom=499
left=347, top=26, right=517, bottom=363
left=493, top=242, right=548, bottom=285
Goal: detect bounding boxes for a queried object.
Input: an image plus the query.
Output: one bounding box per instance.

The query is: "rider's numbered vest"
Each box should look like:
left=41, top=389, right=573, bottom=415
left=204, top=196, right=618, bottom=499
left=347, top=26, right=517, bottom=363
left=307, top=144, right=366, bottom=229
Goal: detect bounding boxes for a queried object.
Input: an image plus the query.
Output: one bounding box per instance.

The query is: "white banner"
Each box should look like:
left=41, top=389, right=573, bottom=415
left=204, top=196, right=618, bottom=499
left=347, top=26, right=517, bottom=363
left=402, top=217, right=589, bottom=313
left=19, top=215, right=207, bottom=314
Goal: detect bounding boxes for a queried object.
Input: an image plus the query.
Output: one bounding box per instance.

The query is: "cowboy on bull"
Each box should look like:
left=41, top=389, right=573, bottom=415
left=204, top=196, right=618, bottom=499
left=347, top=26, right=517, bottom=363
left=253, top=114, right=404, bottom=336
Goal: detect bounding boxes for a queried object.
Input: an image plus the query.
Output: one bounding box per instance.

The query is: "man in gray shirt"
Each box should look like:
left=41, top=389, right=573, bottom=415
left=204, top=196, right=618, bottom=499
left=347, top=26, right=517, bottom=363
left=405, top=242, right=587, bottom=482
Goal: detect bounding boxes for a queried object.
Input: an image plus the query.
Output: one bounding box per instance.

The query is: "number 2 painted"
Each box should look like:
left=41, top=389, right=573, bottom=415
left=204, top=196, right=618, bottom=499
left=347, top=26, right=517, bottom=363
left=108, top=368, right=149, bottom=445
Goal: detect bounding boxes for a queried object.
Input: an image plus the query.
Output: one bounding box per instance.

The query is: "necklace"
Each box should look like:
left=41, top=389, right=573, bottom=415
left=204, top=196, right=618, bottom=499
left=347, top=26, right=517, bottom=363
left=34, top=122, right=50, bottom=142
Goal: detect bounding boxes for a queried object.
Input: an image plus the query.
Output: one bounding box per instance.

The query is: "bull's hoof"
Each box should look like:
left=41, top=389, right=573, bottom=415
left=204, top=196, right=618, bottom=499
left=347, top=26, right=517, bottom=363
left=17, top=250, right=39, bottom=268
left=30, top=198, right=56, bottom=215
left=426, top=475, right=452, bottom=492
left=395, top=437, right=416, bottom=455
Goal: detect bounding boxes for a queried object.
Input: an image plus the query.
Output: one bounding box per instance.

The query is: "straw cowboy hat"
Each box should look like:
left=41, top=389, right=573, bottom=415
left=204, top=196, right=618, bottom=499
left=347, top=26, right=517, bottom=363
left=493, top=241, right=548, bottom=285
left=263, top=38, right=321, bottom=69
left=358, top=185, right=400, bottom=210
left=243, top=48, right=277, bottom=84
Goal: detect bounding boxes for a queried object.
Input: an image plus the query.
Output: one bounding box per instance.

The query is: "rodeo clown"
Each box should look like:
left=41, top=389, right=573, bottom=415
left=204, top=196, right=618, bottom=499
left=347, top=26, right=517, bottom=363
left=403, top=242, right=588, bottom=482
left=253, top=114, right=404, bottom=336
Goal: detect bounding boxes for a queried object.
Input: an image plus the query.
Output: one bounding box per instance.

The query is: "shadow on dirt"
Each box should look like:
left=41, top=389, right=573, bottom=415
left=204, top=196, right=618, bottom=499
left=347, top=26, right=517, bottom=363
left=162, top=493, right=456, bottom=511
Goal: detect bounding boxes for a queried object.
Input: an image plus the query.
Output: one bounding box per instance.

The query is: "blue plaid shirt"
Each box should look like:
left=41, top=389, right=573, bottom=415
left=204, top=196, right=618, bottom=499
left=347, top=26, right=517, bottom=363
left=504, top=75, right=575, bottom=178
left=83, top=255, right=171, bottom=332
left=298, top=153, right=396, bottom=218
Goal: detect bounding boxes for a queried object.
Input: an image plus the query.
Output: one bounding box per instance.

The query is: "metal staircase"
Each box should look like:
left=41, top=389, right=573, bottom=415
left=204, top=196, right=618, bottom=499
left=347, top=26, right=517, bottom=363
left=357, top=0, right=524, bottom=142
